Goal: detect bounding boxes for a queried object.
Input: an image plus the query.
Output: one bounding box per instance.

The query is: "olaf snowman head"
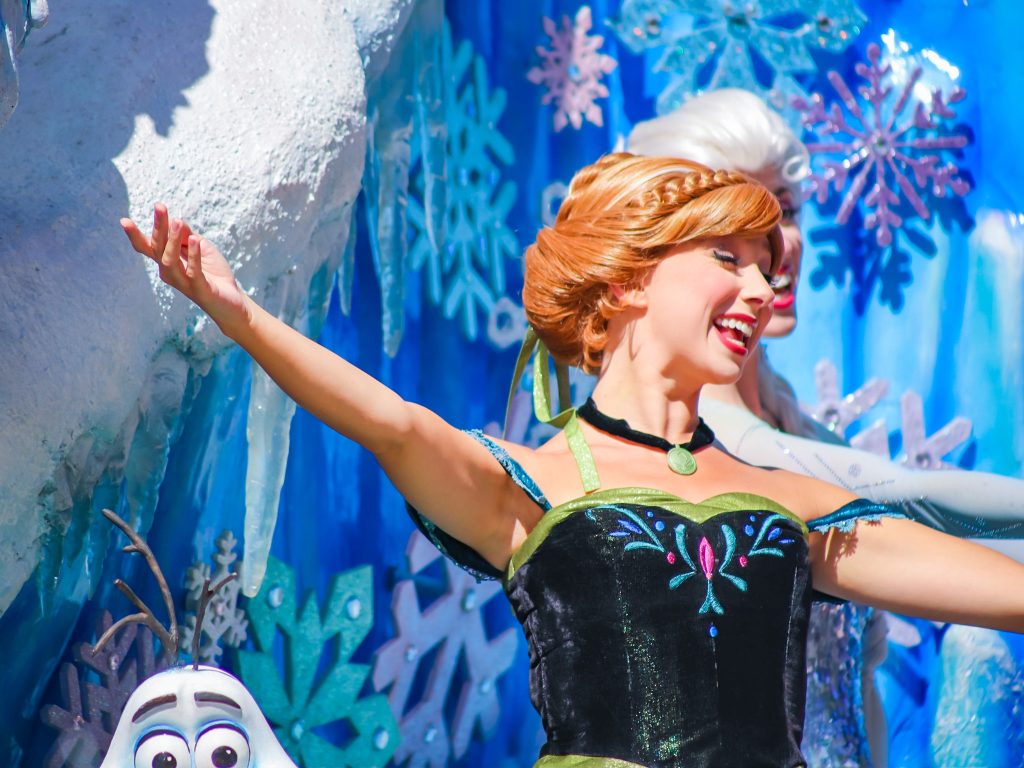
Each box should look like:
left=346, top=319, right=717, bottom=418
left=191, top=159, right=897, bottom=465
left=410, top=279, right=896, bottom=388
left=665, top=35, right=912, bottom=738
left=95, top=509, right=297, bottom=768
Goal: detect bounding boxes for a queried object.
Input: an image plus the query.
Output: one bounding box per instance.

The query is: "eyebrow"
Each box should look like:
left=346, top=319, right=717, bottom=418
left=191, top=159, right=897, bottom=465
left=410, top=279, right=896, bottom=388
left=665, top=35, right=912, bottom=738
left=195, top=691, right=242, bottom=710
left=132, top=694, right=177, bottom=723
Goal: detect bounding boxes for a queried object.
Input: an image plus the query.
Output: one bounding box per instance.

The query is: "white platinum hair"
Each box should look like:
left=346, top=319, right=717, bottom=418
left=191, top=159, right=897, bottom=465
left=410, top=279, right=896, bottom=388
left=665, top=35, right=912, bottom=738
left=626, top=89, right=809, bottom=197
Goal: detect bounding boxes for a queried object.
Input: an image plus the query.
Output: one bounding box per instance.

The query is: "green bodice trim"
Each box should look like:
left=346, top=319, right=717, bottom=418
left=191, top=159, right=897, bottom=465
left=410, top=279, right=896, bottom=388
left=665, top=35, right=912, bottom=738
left=506, top=487, right=808, bottom=580
left=534, top=755, right=644, bottom=767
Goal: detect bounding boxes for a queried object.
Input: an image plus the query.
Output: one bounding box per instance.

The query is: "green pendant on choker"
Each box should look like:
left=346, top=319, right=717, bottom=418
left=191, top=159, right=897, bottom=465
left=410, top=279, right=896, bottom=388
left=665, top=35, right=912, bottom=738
left=576, top=398, right=715, bottom=476
left=667, top=445, right=699, bottom=475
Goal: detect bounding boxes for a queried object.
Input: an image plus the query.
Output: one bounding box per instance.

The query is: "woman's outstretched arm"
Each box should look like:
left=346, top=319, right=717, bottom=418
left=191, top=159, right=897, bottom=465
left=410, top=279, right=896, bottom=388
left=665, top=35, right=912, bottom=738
left=122, top=205, right=525, bottom=568
left=705, top=398, right=1024, bottom=540
left=803, top=481, right=1024, bottom=633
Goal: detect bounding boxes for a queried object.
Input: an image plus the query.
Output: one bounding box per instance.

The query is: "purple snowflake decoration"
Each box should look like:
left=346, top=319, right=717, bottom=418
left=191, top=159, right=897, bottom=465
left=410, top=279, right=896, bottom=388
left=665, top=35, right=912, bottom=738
left=41, top=612, right=174, bottom=767
left=795, top=41, right=971, bottom=247
left=809, top=358, right=889, bottom=439
left=527, top=6, right=618, bottom=131
left=897, top=391, right=972, bottom=470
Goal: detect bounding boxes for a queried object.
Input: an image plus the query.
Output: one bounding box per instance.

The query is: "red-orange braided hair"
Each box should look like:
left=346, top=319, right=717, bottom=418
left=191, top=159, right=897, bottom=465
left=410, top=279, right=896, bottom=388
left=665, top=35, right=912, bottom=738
left=523, top=152, right=783, bottom=373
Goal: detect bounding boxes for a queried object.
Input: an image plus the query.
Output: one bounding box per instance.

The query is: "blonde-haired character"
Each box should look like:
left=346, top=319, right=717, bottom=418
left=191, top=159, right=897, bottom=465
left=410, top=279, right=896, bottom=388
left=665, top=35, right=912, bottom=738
left=121, top=154, right=1024, bottom=767
left=628, top=88, right=1024, bottom=767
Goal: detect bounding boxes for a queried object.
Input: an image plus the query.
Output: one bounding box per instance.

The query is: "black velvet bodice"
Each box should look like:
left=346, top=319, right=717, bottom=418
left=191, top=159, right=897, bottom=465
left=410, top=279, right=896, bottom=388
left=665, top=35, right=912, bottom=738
left=506, top=491, right=812, bottom=767
left=409, top=431, right=898, bottom=768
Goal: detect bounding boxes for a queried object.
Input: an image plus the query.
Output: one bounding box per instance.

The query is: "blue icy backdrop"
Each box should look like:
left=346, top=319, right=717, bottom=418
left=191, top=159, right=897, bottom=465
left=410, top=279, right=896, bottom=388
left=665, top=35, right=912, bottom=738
left=2, top=0, right=1023, bottom=766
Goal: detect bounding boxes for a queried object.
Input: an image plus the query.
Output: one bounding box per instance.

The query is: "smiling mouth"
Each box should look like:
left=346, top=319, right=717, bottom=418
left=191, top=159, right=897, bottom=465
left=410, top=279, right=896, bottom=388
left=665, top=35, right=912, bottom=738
left=771, top=270, right=795, bottom=310
left=713, top=314, right=756, bottom=355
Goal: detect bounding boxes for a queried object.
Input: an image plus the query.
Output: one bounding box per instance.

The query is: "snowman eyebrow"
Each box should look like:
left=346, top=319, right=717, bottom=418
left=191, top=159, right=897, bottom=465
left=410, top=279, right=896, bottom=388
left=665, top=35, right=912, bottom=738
left=132, top=694, right=177, bottom=723
left=195, top=691, right=242, bottom=711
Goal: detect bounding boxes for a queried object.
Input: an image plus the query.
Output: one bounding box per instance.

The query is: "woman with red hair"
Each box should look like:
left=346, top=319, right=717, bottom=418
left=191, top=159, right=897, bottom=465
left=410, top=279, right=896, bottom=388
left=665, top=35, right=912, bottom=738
left=122, top=153, right=1024, bottom=767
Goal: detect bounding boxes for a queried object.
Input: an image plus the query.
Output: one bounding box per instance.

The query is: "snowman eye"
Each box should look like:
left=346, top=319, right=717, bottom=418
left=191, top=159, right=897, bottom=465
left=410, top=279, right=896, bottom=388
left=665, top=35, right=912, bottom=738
left=195, top=724, right=250, bottom=768
left=135, top=731, right=189, bottom=768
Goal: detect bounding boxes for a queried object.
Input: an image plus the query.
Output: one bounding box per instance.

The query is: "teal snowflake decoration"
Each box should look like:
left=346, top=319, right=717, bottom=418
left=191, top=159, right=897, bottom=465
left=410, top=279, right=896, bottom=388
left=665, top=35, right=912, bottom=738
left=611, top=0, right=867, bottom=113
left=237, top=557, right=399, bottom=768
left=407, top=21, right=519, bottom=342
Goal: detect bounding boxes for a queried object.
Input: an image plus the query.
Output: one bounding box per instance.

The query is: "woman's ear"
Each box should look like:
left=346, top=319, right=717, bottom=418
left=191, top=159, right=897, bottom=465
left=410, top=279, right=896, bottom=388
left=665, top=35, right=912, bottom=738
left=608, top=282, right=648, bottom=310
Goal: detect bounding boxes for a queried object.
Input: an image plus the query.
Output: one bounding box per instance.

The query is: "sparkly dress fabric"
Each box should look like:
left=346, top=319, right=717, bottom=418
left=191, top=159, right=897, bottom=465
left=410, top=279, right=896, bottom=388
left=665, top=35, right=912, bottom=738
left=410, top=430, right=903, bottom=768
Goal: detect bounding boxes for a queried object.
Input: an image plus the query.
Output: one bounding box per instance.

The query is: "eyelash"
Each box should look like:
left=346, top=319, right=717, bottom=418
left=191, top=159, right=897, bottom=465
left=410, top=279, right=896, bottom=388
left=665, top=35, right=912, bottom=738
left=713, top=250, right=739, bottom=266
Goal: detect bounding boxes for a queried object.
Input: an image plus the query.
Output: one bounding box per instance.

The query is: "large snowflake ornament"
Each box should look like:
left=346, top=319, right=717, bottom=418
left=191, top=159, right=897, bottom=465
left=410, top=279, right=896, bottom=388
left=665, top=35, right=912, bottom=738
left=237, top=557, right=398, bottom=767
left=41, top=612, right=173, bottom=767
left=527, top=6, right=618, bottom=131
left=795, top=41, right=970, bottom=247
left=372, top=531, right=518, bottom=768
left=407, top=22, right=519, bottom=342
left=612, top=0, right=867, bottom=113
left=181, top=529, right=248, bottom=665
left=807, top=358, right=974, bottom=469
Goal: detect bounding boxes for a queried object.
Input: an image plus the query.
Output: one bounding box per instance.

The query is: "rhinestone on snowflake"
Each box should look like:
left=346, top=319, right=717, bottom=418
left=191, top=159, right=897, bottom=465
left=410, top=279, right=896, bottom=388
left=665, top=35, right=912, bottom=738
left=527, top=6, right=618, bottom=131
left=407, top=22, right=519, bottom=342
left=237, top=557, right=398, bottom=766
left=41, top=612, right=174, bottom=768
left=808, top=358, right=889, bottom=438
left=181, top=529, right=248, bottom=665
left=612, top=0, right=867, bottom=114
left=372, top=531, right=518, bottom=768
left=898, top=390, right=972, bottom=470
left=795, top=40, right=971, bottom=247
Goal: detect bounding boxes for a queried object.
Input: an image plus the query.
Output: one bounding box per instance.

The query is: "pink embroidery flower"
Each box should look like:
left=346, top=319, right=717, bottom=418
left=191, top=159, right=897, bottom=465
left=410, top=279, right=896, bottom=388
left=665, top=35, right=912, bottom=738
left=739, top=555, right=748, bottom=568
left=699, top=537, right=715, bottom=579
left=666, top=552, right=676, bottom=565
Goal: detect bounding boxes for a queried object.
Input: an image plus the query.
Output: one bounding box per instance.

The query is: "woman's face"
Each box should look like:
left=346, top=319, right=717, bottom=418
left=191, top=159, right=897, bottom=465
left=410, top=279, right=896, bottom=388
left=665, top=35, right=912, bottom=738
left=747, top=167, right=802, bottom=338
left=623, top=233, right=776, bottom=387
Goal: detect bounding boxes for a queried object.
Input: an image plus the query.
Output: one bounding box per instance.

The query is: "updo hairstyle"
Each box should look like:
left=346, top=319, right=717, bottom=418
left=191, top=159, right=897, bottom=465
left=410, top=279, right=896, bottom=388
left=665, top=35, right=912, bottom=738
left=627, top=88, right=809, bottom=199
left=523, top=152, right=782, bottom=374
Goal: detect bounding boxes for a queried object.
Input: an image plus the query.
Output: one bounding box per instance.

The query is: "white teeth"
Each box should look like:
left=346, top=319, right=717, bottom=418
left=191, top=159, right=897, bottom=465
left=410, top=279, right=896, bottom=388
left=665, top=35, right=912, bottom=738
left=771, top=273, right=792, bottom=290
left=716, top=318, right=754, bottom=339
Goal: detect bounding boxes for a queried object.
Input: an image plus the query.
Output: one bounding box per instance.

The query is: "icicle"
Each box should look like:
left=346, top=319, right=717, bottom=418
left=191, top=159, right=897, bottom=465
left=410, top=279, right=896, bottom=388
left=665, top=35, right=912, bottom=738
left=0, top=0, right=49, bottom=128
left=240, top=365, right=296, bottom=597
left=412, top=0, right=447, bottom=256
left=336, top=206, right=358, bottom=316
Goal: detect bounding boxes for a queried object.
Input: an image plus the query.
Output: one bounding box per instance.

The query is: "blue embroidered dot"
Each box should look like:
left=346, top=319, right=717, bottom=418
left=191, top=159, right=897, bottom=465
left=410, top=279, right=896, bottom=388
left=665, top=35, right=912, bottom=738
left=655, top=520, right=665, bottom=531
left=743, top=524, right=754, bottom=536
left=646, top=510, right=654, bottom=518
left=779, top=538, right=795, bottom=544
left=709, top=624, right=718, bottom=638
left=749, top=514, right=756, bottom=522
left=768, top=527, right=781, bottom=541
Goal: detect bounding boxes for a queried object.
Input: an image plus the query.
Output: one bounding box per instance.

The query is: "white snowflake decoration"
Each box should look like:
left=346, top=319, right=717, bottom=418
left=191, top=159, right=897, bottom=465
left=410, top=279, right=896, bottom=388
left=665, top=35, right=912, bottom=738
left=612, top=0, right=867, bottom=114
left=181, top=530, right=248, bottom=665
left=527, top=6, right=618, bottom=131
left=795, top=40, right=970, bottom=247
left=407, top=22, right=519, bottom=342
left=372, top=531, right=518, bottom=768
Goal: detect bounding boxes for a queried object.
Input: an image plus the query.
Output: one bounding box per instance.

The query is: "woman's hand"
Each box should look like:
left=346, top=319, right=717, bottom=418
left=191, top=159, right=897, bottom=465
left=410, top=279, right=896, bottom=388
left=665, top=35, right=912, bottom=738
left=121, top=203, right=251, bottom=338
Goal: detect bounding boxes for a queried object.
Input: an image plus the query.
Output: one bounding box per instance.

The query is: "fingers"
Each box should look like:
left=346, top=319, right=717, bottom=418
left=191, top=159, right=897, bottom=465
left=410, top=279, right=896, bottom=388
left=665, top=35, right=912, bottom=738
left=186, top=234, right=204, bottom=281
left=120, top=218, right=155, bottom=258
left=162, top=217, right=184, bottom=271
left=152, top=203, right=169, bottom=262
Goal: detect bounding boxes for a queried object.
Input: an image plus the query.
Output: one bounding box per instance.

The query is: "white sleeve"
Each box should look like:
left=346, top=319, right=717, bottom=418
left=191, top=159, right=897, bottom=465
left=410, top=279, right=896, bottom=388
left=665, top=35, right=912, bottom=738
left=703, top=399, right=1024, bottom=541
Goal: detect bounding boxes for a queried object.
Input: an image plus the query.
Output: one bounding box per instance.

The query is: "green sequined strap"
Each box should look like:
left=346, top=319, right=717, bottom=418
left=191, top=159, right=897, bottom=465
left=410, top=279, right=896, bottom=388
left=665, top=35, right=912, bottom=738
left=503, top=329, right=600, bottom=493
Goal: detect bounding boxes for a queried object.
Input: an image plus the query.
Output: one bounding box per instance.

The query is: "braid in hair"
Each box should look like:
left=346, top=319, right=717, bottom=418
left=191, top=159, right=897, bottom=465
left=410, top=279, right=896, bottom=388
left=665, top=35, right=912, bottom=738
left=524, top=153, right=782, bottom=373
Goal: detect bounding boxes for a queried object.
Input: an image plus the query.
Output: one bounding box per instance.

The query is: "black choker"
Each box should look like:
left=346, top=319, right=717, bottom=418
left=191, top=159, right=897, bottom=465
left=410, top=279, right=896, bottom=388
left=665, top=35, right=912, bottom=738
left=576, top=398, right=715, bottom=476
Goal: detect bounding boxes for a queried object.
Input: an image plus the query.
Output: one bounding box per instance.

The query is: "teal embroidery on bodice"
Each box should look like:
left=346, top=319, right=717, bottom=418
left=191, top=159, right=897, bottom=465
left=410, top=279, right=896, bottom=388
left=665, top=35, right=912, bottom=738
left=590, top=505, right=801, bottom=619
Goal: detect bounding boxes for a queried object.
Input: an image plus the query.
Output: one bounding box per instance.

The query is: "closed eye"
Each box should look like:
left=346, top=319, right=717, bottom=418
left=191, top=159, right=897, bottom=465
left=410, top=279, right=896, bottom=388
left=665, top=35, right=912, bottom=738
left=712, top=249, right=739, bottom=266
